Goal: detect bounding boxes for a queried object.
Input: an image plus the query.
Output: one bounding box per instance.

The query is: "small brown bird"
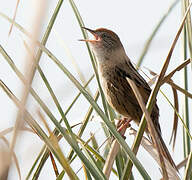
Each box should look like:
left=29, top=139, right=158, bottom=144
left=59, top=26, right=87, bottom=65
left=80, top=27, right=176, bottom=169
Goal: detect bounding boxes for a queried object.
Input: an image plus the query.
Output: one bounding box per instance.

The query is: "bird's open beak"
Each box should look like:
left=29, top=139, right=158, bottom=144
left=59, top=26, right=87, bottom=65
left=79, top=27, right=100, bottom=42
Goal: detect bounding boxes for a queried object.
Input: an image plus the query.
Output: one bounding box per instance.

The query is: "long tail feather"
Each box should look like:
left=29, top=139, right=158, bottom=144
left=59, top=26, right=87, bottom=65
left=157, top=131, right=178, bottom=171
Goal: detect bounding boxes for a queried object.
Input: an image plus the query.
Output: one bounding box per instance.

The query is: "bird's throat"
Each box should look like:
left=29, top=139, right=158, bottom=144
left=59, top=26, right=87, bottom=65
left=94, top=47, right=126, bottom=66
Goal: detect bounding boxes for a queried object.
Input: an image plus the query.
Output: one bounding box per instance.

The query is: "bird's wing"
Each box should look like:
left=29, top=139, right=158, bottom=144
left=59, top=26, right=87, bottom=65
left=116, top=57, right=152, bottom=102
left=122, top=57, right=160, bottom=131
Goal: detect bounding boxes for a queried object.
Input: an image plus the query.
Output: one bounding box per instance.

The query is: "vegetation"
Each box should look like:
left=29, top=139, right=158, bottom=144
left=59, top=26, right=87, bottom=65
left=0, top=0, right=192, bottom=179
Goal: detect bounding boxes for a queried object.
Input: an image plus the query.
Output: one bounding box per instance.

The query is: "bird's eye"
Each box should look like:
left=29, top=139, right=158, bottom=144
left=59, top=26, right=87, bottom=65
left=102, top=34, right=107, bottom=38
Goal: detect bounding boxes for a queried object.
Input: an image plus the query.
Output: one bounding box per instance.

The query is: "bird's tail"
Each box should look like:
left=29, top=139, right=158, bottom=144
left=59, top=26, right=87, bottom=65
left=156, top=131, right=178, bottom=171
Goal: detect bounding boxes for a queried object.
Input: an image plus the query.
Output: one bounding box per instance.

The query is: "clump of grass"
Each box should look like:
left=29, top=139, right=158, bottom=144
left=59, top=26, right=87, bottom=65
left=0, top=0, right=192, bottom=179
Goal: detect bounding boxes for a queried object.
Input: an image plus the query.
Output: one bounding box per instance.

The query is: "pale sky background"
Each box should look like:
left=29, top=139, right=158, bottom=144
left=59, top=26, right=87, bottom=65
left=0, top=0, right=191, bottom=179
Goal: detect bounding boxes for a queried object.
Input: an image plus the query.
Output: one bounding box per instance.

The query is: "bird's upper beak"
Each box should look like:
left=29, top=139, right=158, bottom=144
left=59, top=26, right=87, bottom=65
left=79, top=27, right=100, bottom=42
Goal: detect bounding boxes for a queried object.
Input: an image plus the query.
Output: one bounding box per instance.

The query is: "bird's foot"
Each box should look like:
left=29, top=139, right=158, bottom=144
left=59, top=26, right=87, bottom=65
left=117, top=117, right=132, bottom=139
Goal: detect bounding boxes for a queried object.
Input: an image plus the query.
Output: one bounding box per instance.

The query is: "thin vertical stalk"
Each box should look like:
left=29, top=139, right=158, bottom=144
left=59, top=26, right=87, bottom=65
left=181, top=0, right=191, bottom=159
left=183, top=151, right=192, bottom=180
left=184, top=0, right=192, bottom=58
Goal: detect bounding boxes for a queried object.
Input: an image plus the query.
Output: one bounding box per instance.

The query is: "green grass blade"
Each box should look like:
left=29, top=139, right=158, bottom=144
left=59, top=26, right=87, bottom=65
left=67, top=90, right=99, bottom=160
left=56, top=170, right=65, bottom=180
left=137, top=0, right=179, bottom=67
left=181, top=0, right=191, bottom=159
left=64, top=75, right=94, bottom=115
left=32, top=147, right=51, bottom=179
left=85, top=168, right=92, bottom=180
left=75, top=135, right=118, bottom=176
left=68, top=0, right=109, bottom=119
left=32, top=0, right=64, bottom=74
left=160, top=90, right=192, bottom=140
left=26, top=145, right=46, bottom=179
left=115, top=149, right=124, bottom=178
left=81, top=145, right=107, bottom=180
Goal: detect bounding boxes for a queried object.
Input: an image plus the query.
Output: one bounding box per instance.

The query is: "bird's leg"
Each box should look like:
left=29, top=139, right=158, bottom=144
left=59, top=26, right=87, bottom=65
left=117, top=117, right=132, bottom=138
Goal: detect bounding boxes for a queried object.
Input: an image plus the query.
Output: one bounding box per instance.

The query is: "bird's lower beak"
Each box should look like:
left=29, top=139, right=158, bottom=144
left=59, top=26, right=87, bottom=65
left=79, top=27, right=100, bottom=42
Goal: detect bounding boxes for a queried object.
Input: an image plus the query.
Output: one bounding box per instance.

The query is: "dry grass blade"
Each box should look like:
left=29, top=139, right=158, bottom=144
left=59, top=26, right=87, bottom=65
left=103, top=118, right=130, bottom=179
left=8, top=0, right=20, bottom=35
left=82, top=164, right=88, bottom=180
left=177, top=156, right=188, bottom=170
left=37, top=109, right=52, bottom=135
left=103, top=139, right=120, bottom=179
left=0, top=127, right=33, bottom=137
left=167, top=81, right=192, bottom=99
left=148, top=75, right=158, bottom=86
left=49, top=152, right=59, bottom=177
left=126, top=77, right=169, bottom=179
left=0, top=147, right=10, bottom=180
left=26, top=76, right=94, bottom=179
left=144, top=62, right=192, bottom=99
left=37, top=110, right=60, bottom=178
left=8, top=1, right=47, bottom=170
left=0, top=137, right=21, bottom=180
left=169, top=86, right=179, bottom=150
left=162, top=58, right=191, bottom=84
left=129, top=128, right=180, bottom=180
left=0, top=125, right=35, bottom=178
left=157, top=3, right=192, bottom=81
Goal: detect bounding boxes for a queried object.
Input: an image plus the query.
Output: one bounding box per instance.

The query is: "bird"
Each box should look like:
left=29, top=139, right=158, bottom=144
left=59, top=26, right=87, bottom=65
left=80, top=27, right=176, bottom=169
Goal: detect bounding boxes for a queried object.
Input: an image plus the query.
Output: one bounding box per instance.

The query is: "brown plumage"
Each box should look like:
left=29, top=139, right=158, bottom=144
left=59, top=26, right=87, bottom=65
left=80, top=27, right=176, bottom=169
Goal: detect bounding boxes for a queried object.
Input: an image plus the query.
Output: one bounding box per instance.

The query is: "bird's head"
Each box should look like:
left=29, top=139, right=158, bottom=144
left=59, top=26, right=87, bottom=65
left=80, top=27, right=124, bottom=60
